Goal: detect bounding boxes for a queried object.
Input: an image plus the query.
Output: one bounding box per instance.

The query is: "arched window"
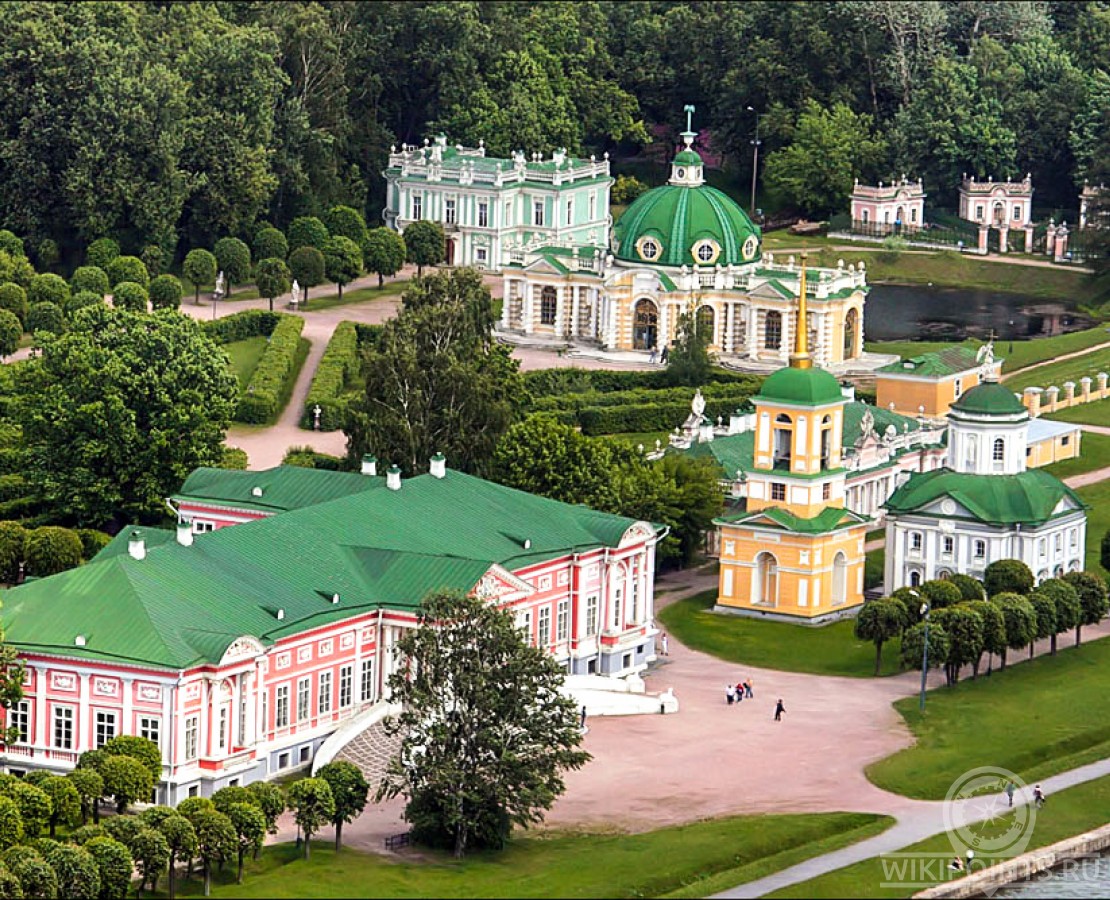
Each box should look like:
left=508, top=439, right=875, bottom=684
left=753, top=552, right=778, bottom=606
left=540, top=286, right=557, bottom=326
left=993, top=438, right=1005, bottom=463
left=820, top=415, right=833, bottom=468
left=773, top=414, right=792, bottom=470
left=832, top=552, right=848, bottom=606
left=697, top=305, right=716, bottom=344
left=632, top=299, right=658, bottom=350
left=909, top=570, right=922, bottom=587
left=765, top=311, right=782, bottom=350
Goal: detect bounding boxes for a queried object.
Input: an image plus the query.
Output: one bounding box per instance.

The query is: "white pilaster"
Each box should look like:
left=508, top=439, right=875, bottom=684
left=121, top=677, right=133, bottom=738
left=77, top=674, right=90, bottom=752
left=34, top=667, right=47, bottom=748
left=161, top=686, right=173, bottom=765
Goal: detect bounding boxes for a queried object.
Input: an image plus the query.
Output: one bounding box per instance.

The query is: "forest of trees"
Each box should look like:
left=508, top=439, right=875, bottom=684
left=0, top=1, right=1108, bottom=264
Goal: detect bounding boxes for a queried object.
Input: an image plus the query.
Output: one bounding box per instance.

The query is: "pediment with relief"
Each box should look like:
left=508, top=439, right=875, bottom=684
left=471, top=564, right=535, bottom=603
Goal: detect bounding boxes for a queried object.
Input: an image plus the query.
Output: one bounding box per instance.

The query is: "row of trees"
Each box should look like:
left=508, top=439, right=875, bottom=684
left=856, top=560, right=1109, bottom=682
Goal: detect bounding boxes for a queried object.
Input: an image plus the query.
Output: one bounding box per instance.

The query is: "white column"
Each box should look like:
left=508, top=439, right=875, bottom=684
left=570, top=287, right=580, bottom=339
left=77, top=673, right=90, bottom=753
left=748, top=305, right=758, bottom=354
left=34, top=667, right=47, bottom=748
left=354, top=627, right=364, bottom=709
left=606, top=297, right=618, bottom=348
left=523, top=283, right=534, bottom=334
left=199, top=679, right=209, bottom=759
left=723, top=303, right=733, bottom=354
left=658, top=302, right=669, bottom=350
left=121, top=677, right=133, bottom=738
left=554, top=285, right=565, bottom=336
left=500, top=280, right=512, bottom=329
left=161, top=686, right=174, bottom=766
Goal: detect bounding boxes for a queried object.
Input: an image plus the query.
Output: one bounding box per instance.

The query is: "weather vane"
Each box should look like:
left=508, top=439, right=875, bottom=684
left=684, top=104, right=695, bottom=132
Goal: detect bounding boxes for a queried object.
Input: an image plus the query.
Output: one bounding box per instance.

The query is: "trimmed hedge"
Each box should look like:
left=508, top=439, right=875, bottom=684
left=577, top=393, right=759, bottom=435
left=522, top=367, right=758, bottom=396
left=236, top=315, right=305, bottom=424
left=202, top=309, right=280, bottom=344
left=529, top=378, right=763, bottom=414
left=301, top=321, right=358, bottom=430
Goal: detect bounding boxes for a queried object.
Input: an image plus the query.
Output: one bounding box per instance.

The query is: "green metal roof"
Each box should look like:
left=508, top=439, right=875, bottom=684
left=613, top=183, right=760, bottom=267
left=876, top=345, right=993, bottom=378
left=172, top=466, right=380, bottom=515
left=4, top=471, right=650, bottom=670
left=754, top=366, right=845, bottom=406
left=673, top=149, right=703, bottom=165
left=949, top=382, right=1026, bottom=417
left=716, top=505, right=869, bottom=534
left=883, top=467, right=1085, bottom=526
left=96, top=526, right=176, bottom=561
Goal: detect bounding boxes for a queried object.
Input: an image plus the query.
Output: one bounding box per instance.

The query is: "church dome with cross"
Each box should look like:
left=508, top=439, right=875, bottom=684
left=612, top=110, right=761, bottom=268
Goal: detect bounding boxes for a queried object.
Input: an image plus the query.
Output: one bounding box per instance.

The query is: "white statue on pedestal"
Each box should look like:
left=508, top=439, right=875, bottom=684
left=291, top=279, right=301, bottom=306
left=215, top=271, right=226, bottom=297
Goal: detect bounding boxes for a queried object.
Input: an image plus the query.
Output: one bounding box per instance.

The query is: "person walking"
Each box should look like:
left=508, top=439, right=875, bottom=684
left=744, top=678, right=754, bottom=699
left=649, top=347, right=658, bottom=364
left=661, top=632, right=669, bottom=656
left=1033, top=785, right=1046, bottom=808
left=726, top=683, right=735, bottom=706
left=660, top=344, right=669, bottom=364
left=774, top=698, right=786, bottom=721
left=1005, top=781, right=1015, bottom=808
left=735, top=681, right=744, bottom=705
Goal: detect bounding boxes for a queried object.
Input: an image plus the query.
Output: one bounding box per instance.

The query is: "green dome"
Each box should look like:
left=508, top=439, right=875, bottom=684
left=949, top=382, right=1026, bottom=417
left=613, top=183, right=761, bottom=267
left=673, top=149, right=703, bottom=165
left=755, top=367, right=844, bottom=407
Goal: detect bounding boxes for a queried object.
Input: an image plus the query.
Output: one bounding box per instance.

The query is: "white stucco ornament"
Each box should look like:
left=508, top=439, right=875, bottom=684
left=691, top=389, right=706, bottom=419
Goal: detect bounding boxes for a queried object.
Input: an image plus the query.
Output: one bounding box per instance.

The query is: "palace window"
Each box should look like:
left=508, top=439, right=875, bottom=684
left=910, top=532, right=923, bottom=553
left=538, top=607, right=551, bottom=646
left=566, top=199, right=574, bottom=226
left=556, top=599, right=569, bottom=642
left=319, top=671, right=333, bottom=714
left=139, top=716, right=160, bottom=749
left=444, top=198, right=456, bottom=225
left=1013, top=205, right=1022, bottom=221
left=823, top=483, right=831, bottom=500
left=696, top=241, right=716, bottom=263
left=631, top=577, right=640, bottom=622
left=954, top=378, right=963, bottom=399
left=975, top=204, right=984, bottom=221
left=339, top=665, right=353, bottom=708
left=275, top=685, right=289, bottom=728
left=518, top=610, right=533, bottom=642
left=974, top=540, right=986, bottom=559
left=504, top=200, right=512, bottom=225
left=359, top=660, right=374, bottom=703
left=943, top=536, right=954, bottom=556
left=412, top=194, right=423, bottom=221
left=261, top=691, right=268, bottom=736
left=1071, top=528, right=1079, bottom=548
left=639, top=239, right=660, bottom=261
left=297, top=677, right=310, bottom=722
left=765, top=311, right=782, bottom=350
left=95, top=711, right=117, bottom=749
left=585, top=596, right=599, bottom=636
left=476, top=247, right=488, bottom=264
left=1055, top=533, right=1063, bottom=553
left=588, top=192, right=597, bottom=220
left=993, top=438, right=1005, bottom=462
left=540, top=286, right=557, bottom=325
left=478, top=201, right=489, bottom=228
left=184, top=716, right=198, bottom=761
left=53, top=706, right=74, bottom=750
left=218, top=706, right=228, bottom=751
left=1039, top=538, right=1047, bottom=558
left=533, top=200, right=544, bottom=227
left=613, top=587, right=623, bottom=628
left=911, top=208, right=918, bottom=223
left=861, top=209, right=869, bottom=224
left=771, top=482, right=786, bottom=501
left=9, top=701, right=28, bottom=744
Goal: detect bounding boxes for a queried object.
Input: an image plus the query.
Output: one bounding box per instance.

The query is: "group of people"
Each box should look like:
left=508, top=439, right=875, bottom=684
left=725, top=678, right=753, bottom=705
left=647, top=345, right=669, bottom=365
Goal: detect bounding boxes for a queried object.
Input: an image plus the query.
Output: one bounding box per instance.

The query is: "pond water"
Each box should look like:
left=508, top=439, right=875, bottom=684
left=991, top=853, right=1110, bottom=898
left=865, top=284, right=1093, bottom=343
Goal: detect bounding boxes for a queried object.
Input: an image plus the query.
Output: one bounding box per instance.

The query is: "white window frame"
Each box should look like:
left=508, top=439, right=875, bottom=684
left=184, top=715, right=199, bottom=760
left=518, top=610, right=533, bottom=644
left=613, top=587, right=623, bottom=628
left=217, top=706, right=228, bottom=752
left=537, top=607, right=551, bottom=646
left=139, top=716, right=160, bottom=749
left=974, top=540, right=986, bottom=560
left=359, top=659, right=374, bottom=703
left=319, top=671, right=333, bottom=714
left=412, top=193, right=423, bottom=221
left=556, top=599, right=569, bottom=642
left=296, top=677, right=310, bottom=722
left=588, top=192, right=597, bottom=220
left=9, top=701, right=29, bottom=744
left=504, top=199, right=512, bottom=226
left=585, top=596, right=599, bottom=637
left=94, top=710, right=117, bottom=749
left=339, top=665, right=353, bottom=708
left=910, top=532, right=923, bottom=553
left=477, top=201, right=489, bottom=228
left=942, top=536, right=954, bottom=556
left=275, top=685, right=289, bottom=729
left=565, top=198, right=574, bottom=226
left=53, top=706, right=74, bottom=750
left=444, top=197, right=457, bottom=225
left=533, top=199, right=544, bottom=227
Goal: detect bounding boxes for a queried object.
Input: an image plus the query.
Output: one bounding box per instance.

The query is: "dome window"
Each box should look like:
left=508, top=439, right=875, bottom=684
left=636, top=236, right=662, bottom=261
left=676, top=168, right=686, bottom=180
left=693, top=239, right=720, bottom=265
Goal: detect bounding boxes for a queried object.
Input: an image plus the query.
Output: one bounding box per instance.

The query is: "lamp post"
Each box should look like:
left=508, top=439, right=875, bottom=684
left=918, top=595, right=931, bottom=711
left=746, top=106, right=762, bottom=218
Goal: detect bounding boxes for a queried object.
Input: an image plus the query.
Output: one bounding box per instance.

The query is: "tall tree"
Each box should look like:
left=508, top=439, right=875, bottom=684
left=317, top=761, right=370, bottom=852
left=990, top=592, right=1037, bottom=669
left=403, top=220, right=445, bottom=276
left=665, top=306, right=714, bottom=387
left=1062, top=570, right=1109, bottom=646
left=362, top=228, right=406, bottom=288
left=285, top=779, right=334, bottom=860
left=854, top=597, right=905, bottom=675
left=377, top=591, right=590, bottom=858
left=322, top=235, right=363, bottom=301
left=254, top=257, right=292, bottom=313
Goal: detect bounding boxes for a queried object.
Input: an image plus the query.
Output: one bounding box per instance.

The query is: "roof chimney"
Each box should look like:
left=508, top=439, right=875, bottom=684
left=430, top=453, right=446, bottom=479
left=276, top=608, right=285, bottom=621
left=361, top=454, right=377, bottom=476
left=74, top=635, right=86, bottom=647
left=387, top=465, right=402, bottom=491
left=128, top=532, right=146, bottom=561
left=176, top=521, right=194, bottom=547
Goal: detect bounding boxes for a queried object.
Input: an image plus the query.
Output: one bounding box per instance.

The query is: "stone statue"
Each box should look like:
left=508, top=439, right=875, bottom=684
left=215, top=271, right=226, bottom=297
left=859, top=408, right=875, bottom=440
left=291, top=279, right=301, bottom=305
left=312, top=404, right=322, bottom=431
left=691, top=389, right=706, bottom=419
left=976, top=337, right=996, bottom=379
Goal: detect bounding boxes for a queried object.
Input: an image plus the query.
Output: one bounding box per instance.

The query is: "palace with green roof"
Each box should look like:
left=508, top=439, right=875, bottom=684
left=883, top=362, right=1086, bottom=589
left=0, top=461, right=663, bottom=802
left=499, top=112, right=882, bottom=373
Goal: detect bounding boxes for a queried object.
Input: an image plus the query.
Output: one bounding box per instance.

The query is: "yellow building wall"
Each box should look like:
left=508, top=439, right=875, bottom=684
left=876, top=371, right=982, bottom=418
left=1026, top=432, right=1081, bottom=468
left=716, top=523, right=867, bottom=619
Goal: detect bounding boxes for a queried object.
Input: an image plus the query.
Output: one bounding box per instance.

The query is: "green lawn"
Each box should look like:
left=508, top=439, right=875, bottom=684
left=1049, top=398, right=1110, bottom=428
left=224, top=337, right=269, bottom=391
left=1005, top=343, right=1110, bottom=393
left=767, top=773, right=1110, bottom=899
left=867, top=325, right=1110, bottom=376
left=866, top=631, right=1110, bottom=800
left=1076, top=479, right=1110, bottom=577
left=181, top=278, right=261, bottom=302
left=1041, top=431, right=1110, bottom=479
left=304, top=280, right=409, bottom=311
left=658, top=590, right=900, bottom=677
left=158, top=812, right=891, bottom=899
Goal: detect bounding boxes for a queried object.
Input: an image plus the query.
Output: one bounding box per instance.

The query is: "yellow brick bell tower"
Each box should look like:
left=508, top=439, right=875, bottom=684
left=715, top=255, right=869, bottom=621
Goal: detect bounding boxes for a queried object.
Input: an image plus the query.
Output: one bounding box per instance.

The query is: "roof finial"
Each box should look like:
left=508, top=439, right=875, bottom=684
left=681, top=104, right=696, bottom=149
left=790, top=252, right=812, bottom=370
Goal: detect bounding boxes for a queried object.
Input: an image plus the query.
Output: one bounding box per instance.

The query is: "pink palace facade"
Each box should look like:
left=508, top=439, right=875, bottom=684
left=0, top=461, right=662, bottom=803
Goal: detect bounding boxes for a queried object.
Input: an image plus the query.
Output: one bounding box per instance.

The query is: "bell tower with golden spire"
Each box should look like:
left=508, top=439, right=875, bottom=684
left=790, top=253, right=812, bottom=370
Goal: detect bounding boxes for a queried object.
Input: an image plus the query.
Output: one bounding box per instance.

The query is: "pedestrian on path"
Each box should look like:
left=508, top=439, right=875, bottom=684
left=726, top=684, right=735, bottom=705
left=736, top=681, right=745, bottom=705
left=660, top=344, right=669, bottom=364
left=649, top=347, right=658, bottom=364
left=580, top=706, right=587, bottom=730
left=1034, top=785, right=1046, bottom=808
left=1005, top=781, right=1015, bottom=807
left=774, top=698, right=786, bottom=721
left=744, top=678, right=753, bottom=699
left=661, top=632, right=669, bottom=656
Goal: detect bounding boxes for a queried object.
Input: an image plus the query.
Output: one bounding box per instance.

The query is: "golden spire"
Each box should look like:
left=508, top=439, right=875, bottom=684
left=790, top=252, right=812, bottom=369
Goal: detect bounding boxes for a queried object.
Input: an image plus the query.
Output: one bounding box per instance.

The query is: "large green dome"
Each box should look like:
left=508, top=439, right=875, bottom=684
left=612, top=183, right=762, bottom=268
left=755, top=367, right=845, bottom=407
left=949, top=382, right=1026, bottom=417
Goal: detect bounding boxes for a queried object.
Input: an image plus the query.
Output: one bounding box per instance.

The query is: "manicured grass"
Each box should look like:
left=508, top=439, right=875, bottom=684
left=1041, top=431, right=1110, bottom=480
left=272, top=337, right=311, bottom=423
left=159, top=812, right=891, bottom=899
left=1076, top=479, right=1110, bottom=577
left=181, top=278, right=261, bottom=302
left=866, top=631, right=1110, bottom=800
left=304, top=281, right=409, bottom=311
left=865, top=547, right=885, bottom=590
left=867, top=326, right=1110, bottom=376
left=767, top=773, right=1110, bottom=899
left=224, top=337, right=269, bottom=391
left=1049, top=398, right=1110, bottom=428
left=1005, top=343, right=1110, bottom=393
left=658, top=590, right=900, bottom=677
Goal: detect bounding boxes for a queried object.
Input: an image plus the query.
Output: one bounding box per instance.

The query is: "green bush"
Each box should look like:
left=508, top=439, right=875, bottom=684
left=25, top=526, right=83, bottom=577
left=70, top=266, right=109, bottom=298
left=288, top=216, right=329, bottom=252
left=28, top=273, right=69, bottom=308
left=528, top=379, right=763, bottom=414
left=254, top=227, right=288, bottom=262
left=111, top=281, right=148, bottom=312
left=0, top=311, right=20, bottom=358
left=0, top=475, right=27, bottom=504
left=283, top=446, right=346, bottom=470
left=0, top=283, right=27, bottom=325
left=0, top=521, right=27, bottom=583
left=521, top=367, right=759, bottom=396
left=26, top=302, right=64, bottom=335
left=302, top=321, right=358, bottom=430
left=202, top=309, right=280, bottom=343
left=148, top=274, right=183, bottom=310
left=575, top=394, right=756, bottom=435
left=140, top=244, right=163, bottom=278
left=611, top=174, right=648, bottom=205
left=35, top=238, right=59, bottom=272
left=106, top=255, right=149, bottom=289
left=64, top=291, right=103, bottom=320
left=86, top=238, right=120, bottom=270
left=236, top=315, right=305, bottom=424
left=74, top=529, right=111, bottom=561
left=0, top=231, right=24, bottom=259
left=220, top=447, right=249, bottom=469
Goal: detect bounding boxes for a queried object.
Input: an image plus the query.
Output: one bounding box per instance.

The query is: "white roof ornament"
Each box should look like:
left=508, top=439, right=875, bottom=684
left=976, top=338, right=997, bottom=381
left=691, top=389, right=706, bottom=419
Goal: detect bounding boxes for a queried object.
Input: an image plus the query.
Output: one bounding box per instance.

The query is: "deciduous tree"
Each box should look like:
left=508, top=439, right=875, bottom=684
left=0, top=312, right=20, bottom=359
left=157, top=815, right=196, bottom=900
left=84, top=836, right=133, bottom=900
left=191, top=809, right=235, bottom=898
left=0, top=284, right=27, bottom=327
left=1063, top=570, right=1109, bottom=646
left=984, top=559, right=1034, bottom=598
left=70, top=268, right=109, bottom=299
left=378, top=591, right=589, bottom=858
left=287, top=246, right=325, bottom=303
left=854, top=597, right=905, bottom=675
left=285, top=779, right=335, bottom=860
left=323, top=236, right=363, bottom=301
left=40, top=776, right=80, bottom=837
left=324, top=205, right=368, bottom=245
left=24, top=526, right=83, bottom=577
left=28, top=275, right=69, bottom=309
left=44, top=845, right=99, bottom=900
left=183, top=249, right=218, bottom=305
left=149, top=275, right=183, bottom=310
left=112, top=281, right=149, bottom=313
left=213, top=237, right=252, bottom=296
left=403, top=220, right=445, bottom=276
left=254, top=258, right=292, bottom=313
left=966, top=598, right=1006, bottom=677
left=106, top=256, right=149, bottom=290
left=288, top=216, right=330, bottom=252
left=99, top=754, right=153, bottom=814
left=225, top=802, right=265, bottom=883
left=990, top=591, right=1037, bottom=669
left=130, top=825, right=169, bottom=899
left=253, top=227, right=288, bottom=262
left=933, top=604, right=984, bottom=685
left=317, top=760, right=370, bottom=851
left=362, top=228, right=406, bottom=287
left=66, top=770, right=104, bottom=826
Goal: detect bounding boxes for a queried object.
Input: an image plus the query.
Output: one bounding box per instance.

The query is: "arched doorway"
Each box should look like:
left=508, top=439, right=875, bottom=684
left=697, top=305, right=716, bottom=345
left=832, top=552, right=848, bottom=605
left=753, top=552, right=778, bottom=606
left=632, top=299, right=658, bottom=350
left=765, top=310, right=782, bottom=350
left=993, top=202, right=1005, bottom=226
left=843, top=308, right=858, bottom=359
left=540, top=286, right=557, bottom=326
left=895, top=206, right=905, bottom=233
left=909, top=570, right=922, bottom=588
